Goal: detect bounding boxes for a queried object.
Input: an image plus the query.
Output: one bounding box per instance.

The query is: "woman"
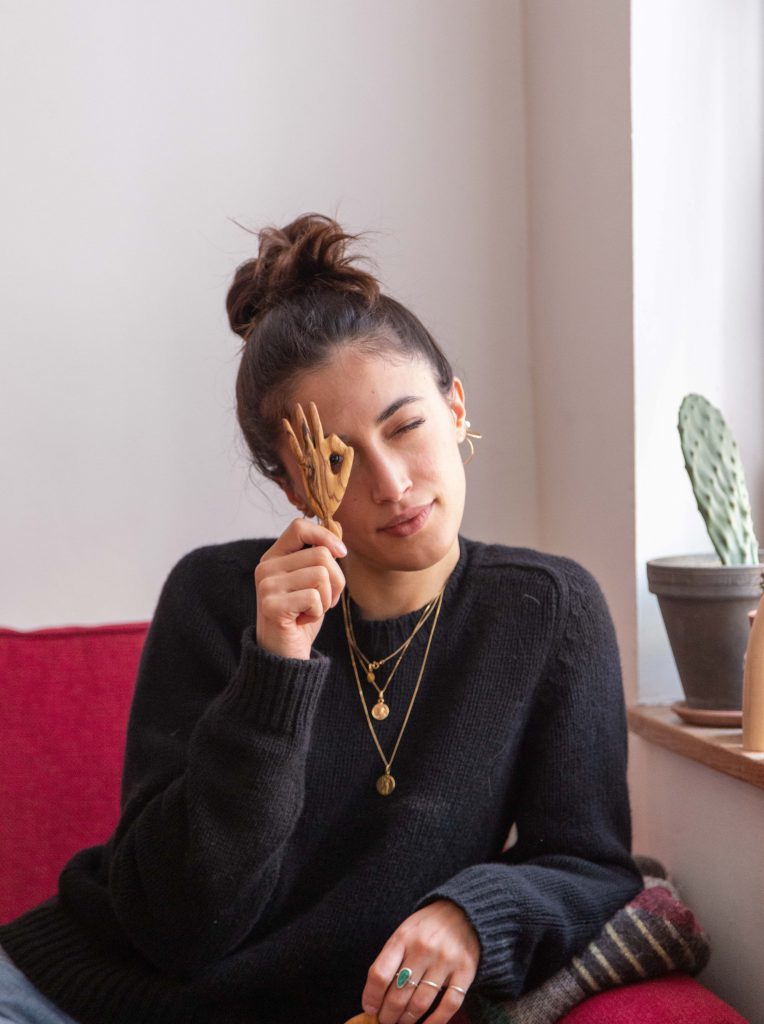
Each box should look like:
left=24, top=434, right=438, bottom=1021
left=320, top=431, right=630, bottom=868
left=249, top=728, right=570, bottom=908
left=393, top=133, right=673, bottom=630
left=0, top=214, right=642, bottom=1024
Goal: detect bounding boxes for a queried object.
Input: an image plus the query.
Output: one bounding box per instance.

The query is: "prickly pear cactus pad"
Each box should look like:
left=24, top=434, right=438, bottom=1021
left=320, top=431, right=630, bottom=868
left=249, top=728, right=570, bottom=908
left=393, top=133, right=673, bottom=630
left=678, top=393, right=759, bottom=565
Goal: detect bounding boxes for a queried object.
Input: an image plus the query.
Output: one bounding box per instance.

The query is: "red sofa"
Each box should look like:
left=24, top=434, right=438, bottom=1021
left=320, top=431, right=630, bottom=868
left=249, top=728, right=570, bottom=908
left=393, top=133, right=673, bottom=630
left=0, top=622, right=748, bottom=1023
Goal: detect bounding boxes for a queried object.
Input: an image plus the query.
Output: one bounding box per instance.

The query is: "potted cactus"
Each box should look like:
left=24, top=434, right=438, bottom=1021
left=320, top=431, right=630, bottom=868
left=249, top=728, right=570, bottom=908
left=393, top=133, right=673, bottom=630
left=647, top=394, right=763, bottom=723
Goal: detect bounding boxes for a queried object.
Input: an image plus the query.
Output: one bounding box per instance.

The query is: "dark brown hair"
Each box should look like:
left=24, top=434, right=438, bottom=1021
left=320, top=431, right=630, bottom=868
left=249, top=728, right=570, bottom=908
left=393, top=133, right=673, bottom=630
left=226, top=212, right=454, bottom=482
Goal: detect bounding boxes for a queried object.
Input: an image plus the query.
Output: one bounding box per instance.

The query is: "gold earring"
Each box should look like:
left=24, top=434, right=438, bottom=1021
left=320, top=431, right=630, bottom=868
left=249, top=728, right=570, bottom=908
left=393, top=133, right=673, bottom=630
left=461, top=419, right=482, bottom=466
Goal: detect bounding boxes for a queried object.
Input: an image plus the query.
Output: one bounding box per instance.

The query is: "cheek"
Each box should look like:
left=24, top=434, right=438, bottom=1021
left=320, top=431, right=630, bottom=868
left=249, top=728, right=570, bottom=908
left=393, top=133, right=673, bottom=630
left=333, top=484, right=365, bottom=527
left=412, top=449, right=438, bottom=479
left=438, top=442, right=467, bottom=504
left=431, top=436, right=462, bottom=478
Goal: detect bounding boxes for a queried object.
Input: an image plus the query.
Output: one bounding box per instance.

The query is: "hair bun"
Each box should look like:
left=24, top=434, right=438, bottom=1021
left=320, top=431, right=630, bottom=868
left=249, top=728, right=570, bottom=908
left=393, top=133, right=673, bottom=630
left=226, top=212, right=380, bottom=339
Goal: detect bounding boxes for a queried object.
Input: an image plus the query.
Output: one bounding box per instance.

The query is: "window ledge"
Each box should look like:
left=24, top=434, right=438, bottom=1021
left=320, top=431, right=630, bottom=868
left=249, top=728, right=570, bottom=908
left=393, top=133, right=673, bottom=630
left=628, top=704, right=764, bottom=791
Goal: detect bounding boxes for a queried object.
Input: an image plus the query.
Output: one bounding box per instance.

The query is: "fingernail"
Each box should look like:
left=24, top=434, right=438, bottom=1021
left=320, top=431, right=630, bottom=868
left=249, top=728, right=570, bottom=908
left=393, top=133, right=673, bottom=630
left=335, top=542, right=348, bottom=556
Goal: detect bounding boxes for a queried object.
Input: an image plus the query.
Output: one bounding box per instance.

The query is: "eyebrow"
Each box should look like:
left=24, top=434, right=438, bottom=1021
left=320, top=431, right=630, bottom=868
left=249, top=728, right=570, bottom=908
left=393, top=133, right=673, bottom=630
left=336, top=395, right=423, bottom=443
left=375, top=395, right=423, bottom=425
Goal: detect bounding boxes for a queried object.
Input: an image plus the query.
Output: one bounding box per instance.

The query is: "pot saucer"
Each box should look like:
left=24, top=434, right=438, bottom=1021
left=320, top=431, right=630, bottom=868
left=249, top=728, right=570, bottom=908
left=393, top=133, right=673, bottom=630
left=671, top=700, right=742, bottom=728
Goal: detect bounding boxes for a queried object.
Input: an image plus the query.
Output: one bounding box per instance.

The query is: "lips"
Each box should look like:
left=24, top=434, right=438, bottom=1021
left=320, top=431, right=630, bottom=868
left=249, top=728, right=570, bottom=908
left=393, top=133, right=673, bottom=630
left=380, top=503, right=431, bottom=530
left=378, top=502, right=433, bottom=532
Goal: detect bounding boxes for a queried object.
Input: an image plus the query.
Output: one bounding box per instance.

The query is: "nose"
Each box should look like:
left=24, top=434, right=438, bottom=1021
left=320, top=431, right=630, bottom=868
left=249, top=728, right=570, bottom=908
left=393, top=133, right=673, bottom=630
left=366, top=449, right=412, bottom=504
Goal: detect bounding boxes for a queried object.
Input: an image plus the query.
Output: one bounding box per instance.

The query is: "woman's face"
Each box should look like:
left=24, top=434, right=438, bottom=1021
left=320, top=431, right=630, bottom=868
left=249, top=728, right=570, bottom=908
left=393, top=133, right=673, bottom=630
left=278, top=344, right=468, bottom=575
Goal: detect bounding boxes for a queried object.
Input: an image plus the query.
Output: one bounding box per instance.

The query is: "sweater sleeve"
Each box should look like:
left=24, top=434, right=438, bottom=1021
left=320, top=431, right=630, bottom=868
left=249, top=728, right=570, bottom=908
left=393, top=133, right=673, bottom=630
left=412, top=562, right=643, bottom=999
left=59, top=546, right=330, bottom=977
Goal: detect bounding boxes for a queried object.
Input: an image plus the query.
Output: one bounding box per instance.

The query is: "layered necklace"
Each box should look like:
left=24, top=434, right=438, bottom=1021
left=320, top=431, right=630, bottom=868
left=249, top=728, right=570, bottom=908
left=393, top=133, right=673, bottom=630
left=343, top=590, right=441, bottom=720
left=341, top=587, right=444, bottom=796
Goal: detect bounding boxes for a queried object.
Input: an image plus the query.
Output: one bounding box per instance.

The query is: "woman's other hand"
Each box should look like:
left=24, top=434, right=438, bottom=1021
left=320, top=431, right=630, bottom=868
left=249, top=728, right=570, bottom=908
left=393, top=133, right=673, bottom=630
left=361, top=900, right=479, bottom=1024
left=254, top=518, right=347, bottom=660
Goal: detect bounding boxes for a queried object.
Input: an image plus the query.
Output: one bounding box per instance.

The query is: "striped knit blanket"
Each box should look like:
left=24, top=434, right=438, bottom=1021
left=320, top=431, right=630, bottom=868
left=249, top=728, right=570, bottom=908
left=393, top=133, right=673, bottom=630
left=344, top=856, right=710, bottom=1024
left=461, top=855, right=710, bottom=1024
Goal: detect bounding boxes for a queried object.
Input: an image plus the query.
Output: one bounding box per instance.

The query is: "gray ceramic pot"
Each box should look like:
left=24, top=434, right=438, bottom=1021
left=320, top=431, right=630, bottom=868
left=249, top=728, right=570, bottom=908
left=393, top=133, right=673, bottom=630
left=647, top=553, right=764, bottom=710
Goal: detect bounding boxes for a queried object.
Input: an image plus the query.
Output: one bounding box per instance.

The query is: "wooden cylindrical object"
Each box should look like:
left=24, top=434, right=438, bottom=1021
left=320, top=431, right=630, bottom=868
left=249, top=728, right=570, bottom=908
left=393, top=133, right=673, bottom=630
left=742, top=594, right=764, bottom=751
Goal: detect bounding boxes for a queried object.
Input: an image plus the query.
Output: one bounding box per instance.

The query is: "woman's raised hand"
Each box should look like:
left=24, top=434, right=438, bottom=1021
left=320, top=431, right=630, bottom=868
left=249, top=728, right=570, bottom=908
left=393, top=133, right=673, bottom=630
left=254, top=518, right=347, bottom=660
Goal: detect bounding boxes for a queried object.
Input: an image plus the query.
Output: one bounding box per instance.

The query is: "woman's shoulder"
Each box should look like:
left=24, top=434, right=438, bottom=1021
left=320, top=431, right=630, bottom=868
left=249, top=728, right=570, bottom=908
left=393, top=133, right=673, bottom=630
left=460, top=536, right=605, bottom=600
left=154, top=537, right=276, bottom=617
left=459, top=538, right=616, bottom=664
left=170, top=537, right=276, bottom=578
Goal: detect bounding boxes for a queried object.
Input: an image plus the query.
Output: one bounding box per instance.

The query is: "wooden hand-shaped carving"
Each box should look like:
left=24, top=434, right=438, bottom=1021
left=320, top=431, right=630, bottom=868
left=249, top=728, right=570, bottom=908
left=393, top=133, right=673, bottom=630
left=282, top=401, right=354, bottom=540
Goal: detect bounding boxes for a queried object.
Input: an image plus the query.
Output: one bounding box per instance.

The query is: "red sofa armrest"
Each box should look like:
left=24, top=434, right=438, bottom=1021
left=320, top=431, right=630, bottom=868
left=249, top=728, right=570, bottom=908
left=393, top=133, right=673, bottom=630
left=560, top=973, right=748, bottom=1023
left=0, top=622, right=149, bottom=924
left=447, top=975, right=748, bottom=1022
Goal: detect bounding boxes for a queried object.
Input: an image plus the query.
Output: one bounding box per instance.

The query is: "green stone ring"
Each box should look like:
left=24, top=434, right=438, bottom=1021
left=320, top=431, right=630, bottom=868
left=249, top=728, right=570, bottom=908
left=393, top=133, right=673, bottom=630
left=396, top=967, right=415, bottom=989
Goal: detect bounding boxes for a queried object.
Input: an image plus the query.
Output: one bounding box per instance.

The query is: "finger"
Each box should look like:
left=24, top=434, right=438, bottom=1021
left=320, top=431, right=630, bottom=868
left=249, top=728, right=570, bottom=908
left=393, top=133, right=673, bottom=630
left=308, top=401, right=326, bottom=448
left=282, top=417, right=303, bottom=463
left=422, top=975, right=471, bottom=1024
left=362, top=941, right=405, bottom=1018
left=283, top=417, right=312, bottom=488
left=375, top=965, right=423, bottom=1024
left=367, top=955, right=430, bottom=1024
left=259, top=588, right=325, bottom=629
left=256, top=555, right=345, bottom=615
left=297, top=402, right=315, bottom=456
left=258, top=565, right=334, bottom=613
left=392, top=969, right=447, bottom=1024
left=283, top=415, right=321, bottom=514
left=260, top=518, right=347, bottom=561
left=257, top=546, right=345, bottom=601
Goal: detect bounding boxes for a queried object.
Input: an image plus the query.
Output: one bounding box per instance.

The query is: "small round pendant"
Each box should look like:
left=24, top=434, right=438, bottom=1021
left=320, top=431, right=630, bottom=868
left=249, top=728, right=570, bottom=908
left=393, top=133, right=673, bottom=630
left=366, top=670, right=376, bottom=683
left=371, top=700, right=389, bottom=720
left=376, top=772, right=396, bottom=795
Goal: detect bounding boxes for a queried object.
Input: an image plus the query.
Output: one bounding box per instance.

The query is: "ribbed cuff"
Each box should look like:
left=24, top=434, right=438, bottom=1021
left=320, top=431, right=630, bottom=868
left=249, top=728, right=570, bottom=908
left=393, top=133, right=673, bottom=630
left=414, top=865, right=522, bottom=997
left=218, top=627, right=330, bottom=737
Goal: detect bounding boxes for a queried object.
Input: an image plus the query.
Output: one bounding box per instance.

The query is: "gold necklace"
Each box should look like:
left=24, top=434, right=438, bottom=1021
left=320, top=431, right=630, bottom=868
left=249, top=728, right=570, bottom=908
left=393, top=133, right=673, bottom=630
left=343, top=588, right=444, bottom=795
left=341, top=592, right=439, bottom=719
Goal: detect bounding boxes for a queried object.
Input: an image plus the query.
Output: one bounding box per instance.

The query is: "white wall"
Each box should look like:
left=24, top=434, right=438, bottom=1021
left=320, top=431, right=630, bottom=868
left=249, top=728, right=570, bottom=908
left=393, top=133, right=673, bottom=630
left=523, top=0, right=637, bottom=705
left=631, top=2, right=764, bottom=1020
left=0, top=0, right=536, bottom=629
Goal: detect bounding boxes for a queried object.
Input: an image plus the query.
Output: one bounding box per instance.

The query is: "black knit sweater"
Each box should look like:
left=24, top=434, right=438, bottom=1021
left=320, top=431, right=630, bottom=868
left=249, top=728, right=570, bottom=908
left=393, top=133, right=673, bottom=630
left=0, top=536, right=642, bottom=1024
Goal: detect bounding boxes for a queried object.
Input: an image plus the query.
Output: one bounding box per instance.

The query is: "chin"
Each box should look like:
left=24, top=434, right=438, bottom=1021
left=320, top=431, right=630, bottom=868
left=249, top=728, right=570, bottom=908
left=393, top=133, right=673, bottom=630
left=378, top=525, right=459, bottom=572
left=341, top=501, right=463, bottom=571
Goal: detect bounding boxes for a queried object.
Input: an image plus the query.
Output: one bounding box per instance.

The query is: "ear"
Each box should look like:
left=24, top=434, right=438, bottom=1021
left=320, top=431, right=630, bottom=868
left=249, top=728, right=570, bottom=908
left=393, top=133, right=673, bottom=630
left=448, top=377, right=468, bottom=439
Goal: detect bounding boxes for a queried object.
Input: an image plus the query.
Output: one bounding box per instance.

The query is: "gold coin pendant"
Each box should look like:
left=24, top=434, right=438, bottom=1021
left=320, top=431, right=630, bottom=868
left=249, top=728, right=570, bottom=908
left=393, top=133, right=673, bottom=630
left=376, top=773, right=396, bottom=796
left=371, top=700, right=390, bottom=720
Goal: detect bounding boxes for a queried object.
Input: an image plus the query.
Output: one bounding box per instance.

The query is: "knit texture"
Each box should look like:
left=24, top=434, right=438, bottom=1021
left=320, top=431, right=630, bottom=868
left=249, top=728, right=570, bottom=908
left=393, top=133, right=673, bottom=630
left=460, top=856, right=711, bottom=1024
left=342, top=857, right=714, bottom=1024
left=0, top=537, right=642, bottom=1024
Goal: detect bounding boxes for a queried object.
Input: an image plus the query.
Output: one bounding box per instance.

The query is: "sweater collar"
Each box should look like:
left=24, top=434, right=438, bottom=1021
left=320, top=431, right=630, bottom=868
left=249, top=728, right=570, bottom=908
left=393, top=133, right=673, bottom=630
left=323, top=535, right=470, bottom=652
